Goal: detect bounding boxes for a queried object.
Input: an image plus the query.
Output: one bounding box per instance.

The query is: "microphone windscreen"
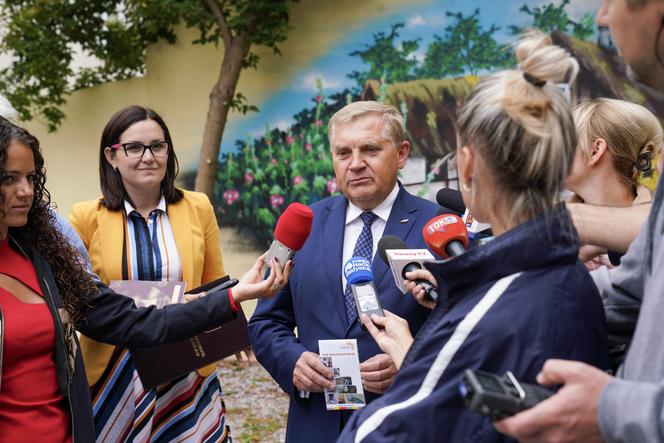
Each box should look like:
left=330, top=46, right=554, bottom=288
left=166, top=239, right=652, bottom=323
left=274, top=202, right=314, bottom=250
left=344, top=256, right=374, bottom=284
left=422, top=214, right=469, bottom=258
left=377, top=235, right=408, bottom=265
left=436, top=188, right=466, bottom=216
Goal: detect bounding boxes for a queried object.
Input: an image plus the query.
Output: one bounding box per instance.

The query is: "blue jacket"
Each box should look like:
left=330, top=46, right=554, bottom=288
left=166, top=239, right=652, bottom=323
left=248, top=187, right=439, bottom=443
left=338, top=208, right=609, bottom=443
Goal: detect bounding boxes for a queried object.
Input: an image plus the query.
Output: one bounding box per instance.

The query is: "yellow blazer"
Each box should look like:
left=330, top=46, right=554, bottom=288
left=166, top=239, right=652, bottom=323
left=70, top=189, right=225, bottom=386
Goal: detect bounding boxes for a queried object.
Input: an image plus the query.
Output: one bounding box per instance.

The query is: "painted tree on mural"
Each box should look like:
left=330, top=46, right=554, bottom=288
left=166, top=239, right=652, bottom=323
left=418, top=9, right=513, bottom=78
left=509, top=0, right=595, bottom=38
left=347, top=23, right=420, bottom=90
left=0, top=0, right=294, bottom=199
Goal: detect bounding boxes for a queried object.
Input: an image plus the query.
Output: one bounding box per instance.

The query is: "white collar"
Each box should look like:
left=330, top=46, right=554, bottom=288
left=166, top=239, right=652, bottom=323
left=124, top=195, right=167, bottom=215
left=345, top=182, right=399, bottom=225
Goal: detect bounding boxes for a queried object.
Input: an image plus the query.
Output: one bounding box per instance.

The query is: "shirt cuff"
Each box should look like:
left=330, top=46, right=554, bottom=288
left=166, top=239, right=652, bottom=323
left=598, top=377, right=660, bottom=442
left=228, top=289, right=239, bottom=312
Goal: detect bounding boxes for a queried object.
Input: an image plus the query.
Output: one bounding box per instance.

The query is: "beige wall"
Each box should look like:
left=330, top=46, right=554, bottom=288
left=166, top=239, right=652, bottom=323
left=24, top=0, right=425, bottom=216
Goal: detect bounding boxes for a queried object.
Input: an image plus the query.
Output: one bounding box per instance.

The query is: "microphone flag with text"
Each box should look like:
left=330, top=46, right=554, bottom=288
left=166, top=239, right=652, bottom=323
left=377, top=235, right=438, bottom=303
left=263, top=202, right=314, bottom=275
left=422, top=214, right=469, bottom=259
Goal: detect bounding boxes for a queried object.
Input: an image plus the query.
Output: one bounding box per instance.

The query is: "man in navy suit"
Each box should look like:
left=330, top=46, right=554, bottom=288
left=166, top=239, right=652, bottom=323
left=248, top=101, right=439, bottom=443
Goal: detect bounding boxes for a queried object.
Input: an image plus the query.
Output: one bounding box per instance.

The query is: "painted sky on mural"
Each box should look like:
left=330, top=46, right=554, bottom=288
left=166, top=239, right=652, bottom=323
left=220, top=0, right=601, bottom=154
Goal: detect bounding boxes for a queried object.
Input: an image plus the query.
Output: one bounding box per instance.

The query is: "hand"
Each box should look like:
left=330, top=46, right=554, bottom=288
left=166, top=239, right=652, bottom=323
left=231, top=253, right=293, bottom=304
left=583, top=256, right=603, bottom=272
left=184, top=291, right=206, bottom=303
left=234, top=348, right=255, bottom=365
left=404, top=269, right=438, bottom=310
left=578, top=245, right=607, bottom=263
left=360, top=310, right=413, bottom=370
left=494, top=359, right=612, bottom=443
left=360, top=353, right=398, bottom=394
left=293, top=351, right=335, bottom=393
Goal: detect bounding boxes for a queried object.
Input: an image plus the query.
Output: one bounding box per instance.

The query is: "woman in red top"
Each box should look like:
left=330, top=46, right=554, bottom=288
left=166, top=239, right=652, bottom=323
left=0, top=116, right=291, bottom=441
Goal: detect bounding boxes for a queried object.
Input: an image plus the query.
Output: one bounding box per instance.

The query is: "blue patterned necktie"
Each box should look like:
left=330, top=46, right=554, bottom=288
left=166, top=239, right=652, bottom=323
left=344, top=211, right=378, bottom=325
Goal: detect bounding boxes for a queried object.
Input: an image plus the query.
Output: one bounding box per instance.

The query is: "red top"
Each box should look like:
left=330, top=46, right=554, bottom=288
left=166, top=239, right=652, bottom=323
left=0, top=239, right=71, bottom=442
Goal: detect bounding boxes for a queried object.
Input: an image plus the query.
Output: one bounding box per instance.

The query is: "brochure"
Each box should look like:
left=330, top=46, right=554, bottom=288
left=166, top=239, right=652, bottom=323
left=318, top=339, right=366, bottom=411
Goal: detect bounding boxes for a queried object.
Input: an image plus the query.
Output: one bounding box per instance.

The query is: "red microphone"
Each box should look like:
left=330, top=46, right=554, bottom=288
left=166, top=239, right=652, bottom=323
left=263, top=202, right=314, bottom=273
left=422, top=214, right=469, bottom=259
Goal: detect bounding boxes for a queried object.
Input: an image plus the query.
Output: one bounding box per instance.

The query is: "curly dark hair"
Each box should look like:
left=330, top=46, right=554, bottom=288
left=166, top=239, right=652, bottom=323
left=0, top=117, right=95, bottom=323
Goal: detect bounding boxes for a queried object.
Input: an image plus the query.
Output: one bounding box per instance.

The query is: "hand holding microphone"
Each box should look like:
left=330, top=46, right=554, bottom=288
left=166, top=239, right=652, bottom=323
left=400, top=214, right=471, bottom=308
left=378, top=235, right=439, bottom=305
left=183, top=253, right=293, bottom=304
left=263, top=202, right=314, bottom=276
left=223, top=201, right=313, bottom=303
left=231, top=253, right=293, bottom=303
left=360, top=310, right=413, bottom=370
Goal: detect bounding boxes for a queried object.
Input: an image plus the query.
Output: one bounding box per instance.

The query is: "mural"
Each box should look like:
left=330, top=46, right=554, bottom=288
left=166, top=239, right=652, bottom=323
left=210, top=0, right=663, bottom=245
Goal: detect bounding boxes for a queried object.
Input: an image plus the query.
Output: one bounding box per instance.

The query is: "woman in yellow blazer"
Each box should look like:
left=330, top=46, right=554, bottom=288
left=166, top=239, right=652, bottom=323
left=70, top=105, right=232, bottom=442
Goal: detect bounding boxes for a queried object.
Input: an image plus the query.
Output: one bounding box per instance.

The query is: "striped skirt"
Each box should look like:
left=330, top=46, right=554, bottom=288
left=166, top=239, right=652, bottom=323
left=91, top=348, right=231, bottom=442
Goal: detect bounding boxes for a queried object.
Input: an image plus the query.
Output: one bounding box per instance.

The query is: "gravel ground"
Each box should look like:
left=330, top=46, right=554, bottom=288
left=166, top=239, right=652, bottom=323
left=217, top=228, right=289, bottom=442
left=218, top=360, right=289, bottom=442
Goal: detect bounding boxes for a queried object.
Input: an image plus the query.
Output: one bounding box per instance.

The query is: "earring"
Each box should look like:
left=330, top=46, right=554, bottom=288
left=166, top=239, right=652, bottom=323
left=461, top=182, right=471, bottom=192
left=114, top=166, right=118, bottom=172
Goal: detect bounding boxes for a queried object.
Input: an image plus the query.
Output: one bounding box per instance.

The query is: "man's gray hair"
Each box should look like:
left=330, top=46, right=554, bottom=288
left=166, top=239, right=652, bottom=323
left=328, top=101, right=405, bottom=147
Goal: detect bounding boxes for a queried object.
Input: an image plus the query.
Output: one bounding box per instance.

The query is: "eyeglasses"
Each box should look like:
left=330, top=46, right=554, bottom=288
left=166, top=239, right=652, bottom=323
left=110, top=141, right=170, bottom=158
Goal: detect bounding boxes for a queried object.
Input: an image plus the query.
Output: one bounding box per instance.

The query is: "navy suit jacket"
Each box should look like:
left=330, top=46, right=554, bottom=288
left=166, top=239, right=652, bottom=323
left=248, top=187, right=439, bottom=443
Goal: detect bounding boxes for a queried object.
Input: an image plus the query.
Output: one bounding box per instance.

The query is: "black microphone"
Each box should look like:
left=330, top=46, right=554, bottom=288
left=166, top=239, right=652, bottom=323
left=377, top=235, right=439, bottom=303
left=436, top=188, right=466, bottom=216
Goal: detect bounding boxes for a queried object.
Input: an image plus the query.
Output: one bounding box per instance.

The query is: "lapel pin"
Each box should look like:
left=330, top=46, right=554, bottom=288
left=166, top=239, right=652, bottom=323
left=400, top=218, right=409, bottom=224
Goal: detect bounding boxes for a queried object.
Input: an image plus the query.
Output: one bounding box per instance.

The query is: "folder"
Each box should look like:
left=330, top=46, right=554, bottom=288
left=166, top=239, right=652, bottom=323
left=109, top=276, right=251, bottom=389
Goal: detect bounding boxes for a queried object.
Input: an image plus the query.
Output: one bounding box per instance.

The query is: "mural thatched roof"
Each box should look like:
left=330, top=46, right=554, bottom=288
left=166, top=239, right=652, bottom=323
left=362, top=31, right=664, bottom=168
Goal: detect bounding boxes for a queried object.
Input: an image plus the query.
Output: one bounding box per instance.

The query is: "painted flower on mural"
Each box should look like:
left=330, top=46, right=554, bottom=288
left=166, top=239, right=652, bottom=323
left=270, top=194, right=285, bottom=208
left=327, top=178, right=338, bottom=194
left=215, top=82, right=346, bottom=245
left=223, top=189, right=240, bottom=205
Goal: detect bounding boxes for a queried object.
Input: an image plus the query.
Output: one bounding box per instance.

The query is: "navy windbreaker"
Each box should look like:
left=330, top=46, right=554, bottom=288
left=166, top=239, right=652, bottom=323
left=339, top=208, right=609, bottom=443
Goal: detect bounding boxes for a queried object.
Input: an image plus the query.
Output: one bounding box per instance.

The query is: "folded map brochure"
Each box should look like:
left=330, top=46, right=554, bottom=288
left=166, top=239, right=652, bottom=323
left=319, top=339, right=366, bottom=411
left=109, top=276, right=251, bottom=389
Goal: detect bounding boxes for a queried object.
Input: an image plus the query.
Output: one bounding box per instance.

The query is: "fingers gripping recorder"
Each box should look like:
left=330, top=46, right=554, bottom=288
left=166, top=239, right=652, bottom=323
left=422, top=214, right=470, bottom=259
left=262, top=202, right=314, bottom=276
left=460, top=369, right=553, bottom=420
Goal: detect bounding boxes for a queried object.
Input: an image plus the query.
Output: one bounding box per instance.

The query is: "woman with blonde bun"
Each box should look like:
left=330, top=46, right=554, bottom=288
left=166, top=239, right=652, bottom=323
left=568, top=98, right=662, bottom=269
left=338, top=31, right=609, bottom=443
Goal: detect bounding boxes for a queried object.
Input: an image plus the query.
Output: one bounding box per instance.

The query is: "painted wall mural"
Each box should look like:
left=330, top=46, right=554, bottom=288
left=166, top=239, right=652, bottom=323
left=210, top=0, right=663, bottom=245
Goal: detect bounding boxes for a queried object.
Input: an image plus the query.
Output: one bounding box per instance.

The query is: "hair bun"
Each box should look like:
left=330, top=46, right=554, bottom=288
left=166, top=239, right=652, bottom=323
left=516, top=30, right=579, bottom=84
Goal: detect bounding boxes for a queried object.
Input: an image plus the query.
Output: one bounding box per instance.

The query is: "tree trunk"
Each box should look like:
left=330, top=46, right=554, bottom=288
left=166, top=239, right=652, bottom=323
left=194, top=34, right=252, bottom=200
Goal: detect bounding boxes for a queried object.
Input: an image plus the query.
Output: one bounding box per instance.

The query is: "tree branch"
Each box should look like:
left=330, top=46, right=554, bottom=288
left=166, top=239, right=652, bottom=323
left=205, top=0, right=232, bottom=48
